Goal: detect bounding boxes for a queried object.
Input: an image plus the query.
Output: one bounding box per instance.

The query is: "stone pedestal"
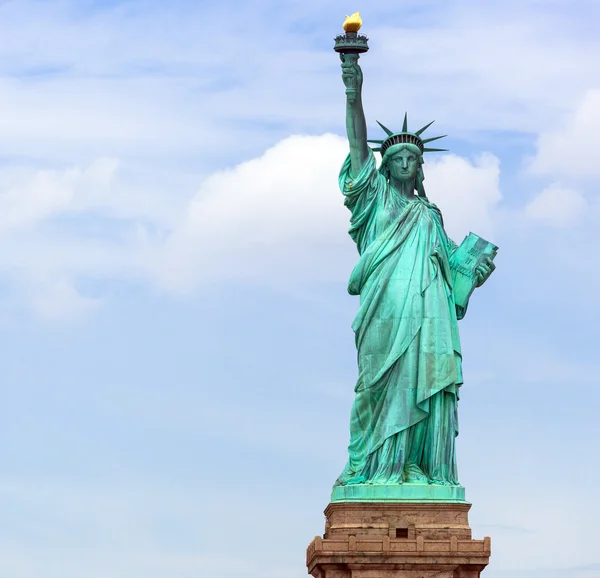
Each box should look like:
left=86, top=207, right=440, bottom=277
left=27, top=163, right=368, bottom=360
left=306, top=502, right=490, bottom=578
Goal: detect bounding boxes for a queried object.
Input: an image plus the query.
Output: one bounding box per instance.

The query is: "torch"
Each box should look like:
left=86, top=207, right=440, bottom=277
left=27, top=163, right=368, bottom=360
left=334, top=12, right=369, bottom=104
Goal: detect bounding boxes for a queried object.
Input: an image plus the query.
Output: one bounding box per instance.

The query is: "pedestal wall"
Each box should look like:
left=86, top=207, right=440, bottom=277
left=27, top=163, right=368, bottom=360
left=306, top=502, right=490, bottom=578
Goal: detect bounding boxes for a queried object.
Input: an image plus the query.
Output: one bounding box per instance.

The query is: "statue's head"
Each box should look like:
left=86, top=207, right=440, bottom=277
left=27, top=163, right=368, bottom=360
left=381, top=143, right=422, bottom=184
left=368, top=114, right=447, bottom=197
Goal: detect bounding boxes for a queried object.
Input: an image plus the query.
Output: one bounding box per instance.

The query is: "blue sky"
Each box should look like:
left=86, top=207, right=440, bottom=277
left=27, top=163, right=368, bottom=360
left=0, top=1, right=599, bottom=577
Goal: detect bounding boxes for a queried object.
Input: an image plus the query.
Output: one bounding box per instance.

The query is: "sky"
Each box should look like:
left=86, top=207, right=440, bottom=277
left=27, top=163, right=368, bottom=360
left=0, top=0, right=599, bottom=576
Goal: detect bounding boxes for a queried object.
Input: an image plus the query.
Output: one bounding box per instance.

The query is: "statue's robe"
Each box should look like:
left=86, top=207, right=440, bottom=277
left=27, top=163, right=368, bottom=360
left=336, top=151, right=463, bottom=486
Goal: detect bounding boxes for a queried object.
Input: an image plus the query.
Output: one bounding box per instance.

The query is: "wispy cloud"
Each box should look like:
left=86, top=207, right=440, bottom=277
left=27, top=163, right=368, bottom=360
left=525, top=184, right=587, bottom=227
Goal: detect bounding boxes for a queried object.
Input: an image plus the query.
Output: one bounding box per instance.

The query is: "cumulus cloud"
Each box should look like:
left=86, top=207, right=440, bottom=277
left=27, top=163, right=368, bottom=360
left=425, top=153, right=501, bottom=242
left=158, top=135, right=503, bottom=292
left=524, top=184, right=587, bottom=227
left=158, top=134, right=352, bottom=292
left=529, top=89, right=600, bottom=179
left=0, top=134, right=503, bottom=317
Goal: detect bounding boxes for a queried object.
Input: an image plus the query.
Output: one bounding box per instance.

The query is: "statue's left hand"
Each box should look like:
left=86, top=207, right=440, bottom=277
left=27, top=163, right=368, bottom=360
left=475, top=256, right=496, bottom=287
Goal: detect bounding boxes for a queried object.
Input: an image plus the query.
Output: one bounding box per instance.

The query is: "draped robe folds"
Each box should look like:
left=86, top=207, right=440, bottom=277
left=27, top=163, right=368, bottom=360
left=335, top=151, right=464, bottom=486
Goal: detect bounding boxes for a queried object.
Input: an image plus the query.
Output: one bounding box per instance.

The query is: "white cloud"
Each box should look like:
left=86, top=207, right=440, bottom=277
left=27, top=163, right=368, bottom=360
left=158, top=135, right=503, bottom=292
left=0, top=133, right=504, bottom=319
left=157, top=133, right=352, bottom=292
left=524, top=184, right=587, bottom=227
left=27, top=277, right=101, bottom=321
left=425, top=153, right=502, bottom=242
left=0, top=158, right=118, bottom=231
left=0, top=133, right=503, bottom=318
left=0, top=0, right=598, bottom=171
left=371, top=18, right=600, bottom=133
left=529, top=90, right=600, bottom=178
left=0, top=158, right=167, bottom=319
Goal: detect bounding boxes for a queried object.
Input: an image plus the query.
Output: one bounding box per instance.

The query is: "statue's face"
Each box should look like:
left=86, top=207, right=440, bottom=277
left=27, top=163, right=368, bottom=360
left=386, top=147, right=420, bottom=183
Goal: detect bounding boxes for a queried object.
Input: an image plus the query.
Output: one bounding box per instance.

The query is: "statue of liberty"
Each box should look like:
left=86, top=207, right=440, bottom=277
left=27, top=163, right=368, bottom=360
left=333, top=49, right=496, bottom=493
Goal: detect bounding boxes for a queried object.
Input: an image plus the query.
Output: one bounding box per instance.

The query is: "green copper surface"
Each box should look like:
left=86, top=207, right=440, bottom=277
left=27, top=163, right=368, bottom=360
left=335, top=46, right=497, bottom=501
left=331, top=483, right=466, bottom=503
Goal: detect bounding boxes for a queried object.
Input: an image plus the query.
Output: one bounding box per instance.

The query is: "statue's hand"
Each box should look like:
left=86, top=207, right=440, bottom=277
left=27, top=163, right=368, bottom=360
left=475, top=256, right=496, bottom=287
left=340, top=53, right=363, bottom=95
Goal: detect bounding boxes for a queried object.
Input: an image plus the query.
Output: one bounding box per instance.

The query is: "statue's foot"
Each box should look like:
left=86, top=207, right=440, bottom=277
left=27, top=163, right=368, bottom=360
left=345, top=475, right=367, bottom=485
left=428, top=478, right=456, bottom=486
left=403, top=463, right=428, bottom=483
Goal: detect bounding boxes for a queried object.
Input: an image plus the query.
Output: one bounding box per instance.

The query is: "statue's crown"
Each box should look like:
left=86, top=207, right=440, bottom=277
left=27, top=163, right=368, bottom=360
left=368, top=113, right=447, bottom=156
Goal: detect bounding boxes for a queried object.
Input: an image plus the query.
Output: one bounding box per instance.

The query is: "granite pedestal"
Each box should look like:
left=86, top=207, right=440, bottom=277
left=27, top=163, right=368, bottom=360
left=306, top=499, right=490, bottom=578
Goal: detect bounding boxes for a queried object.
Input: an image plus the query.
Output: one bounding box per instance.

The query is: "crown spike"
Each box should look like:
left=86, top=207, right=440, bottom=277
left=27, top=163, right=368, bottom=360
left=402, top=112, right=408, bottom=132
left=367, top=139, right=384, bottom=144
left=423, top=147, right=448, bottom=152
left=371, top=147, right=382, bottom=152
left=376, top=121, right=394, bottom=136
left=415, top=120, right=435, bottom=136
left=422, top=135, right=447, bottom=144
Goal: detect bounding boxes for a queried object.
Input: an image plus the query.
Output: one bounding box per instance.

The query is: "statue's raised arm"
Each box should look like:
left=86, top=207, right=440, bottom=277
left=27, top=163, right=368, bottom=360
left=340, top=54, right=370, bottom=177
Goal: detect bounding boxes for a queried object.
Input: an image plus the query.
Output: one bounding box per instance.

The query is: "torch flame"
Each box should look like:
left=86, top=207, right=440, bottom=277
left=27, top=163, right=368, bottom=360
left=343, top=12, right=362, bottom=33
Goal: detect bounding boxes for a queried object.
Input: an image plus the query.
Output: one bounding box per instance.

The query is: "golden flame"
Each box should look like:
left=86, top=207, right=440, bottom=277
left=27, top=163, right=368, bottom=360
left=343, top=12, right=362, bottom=33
